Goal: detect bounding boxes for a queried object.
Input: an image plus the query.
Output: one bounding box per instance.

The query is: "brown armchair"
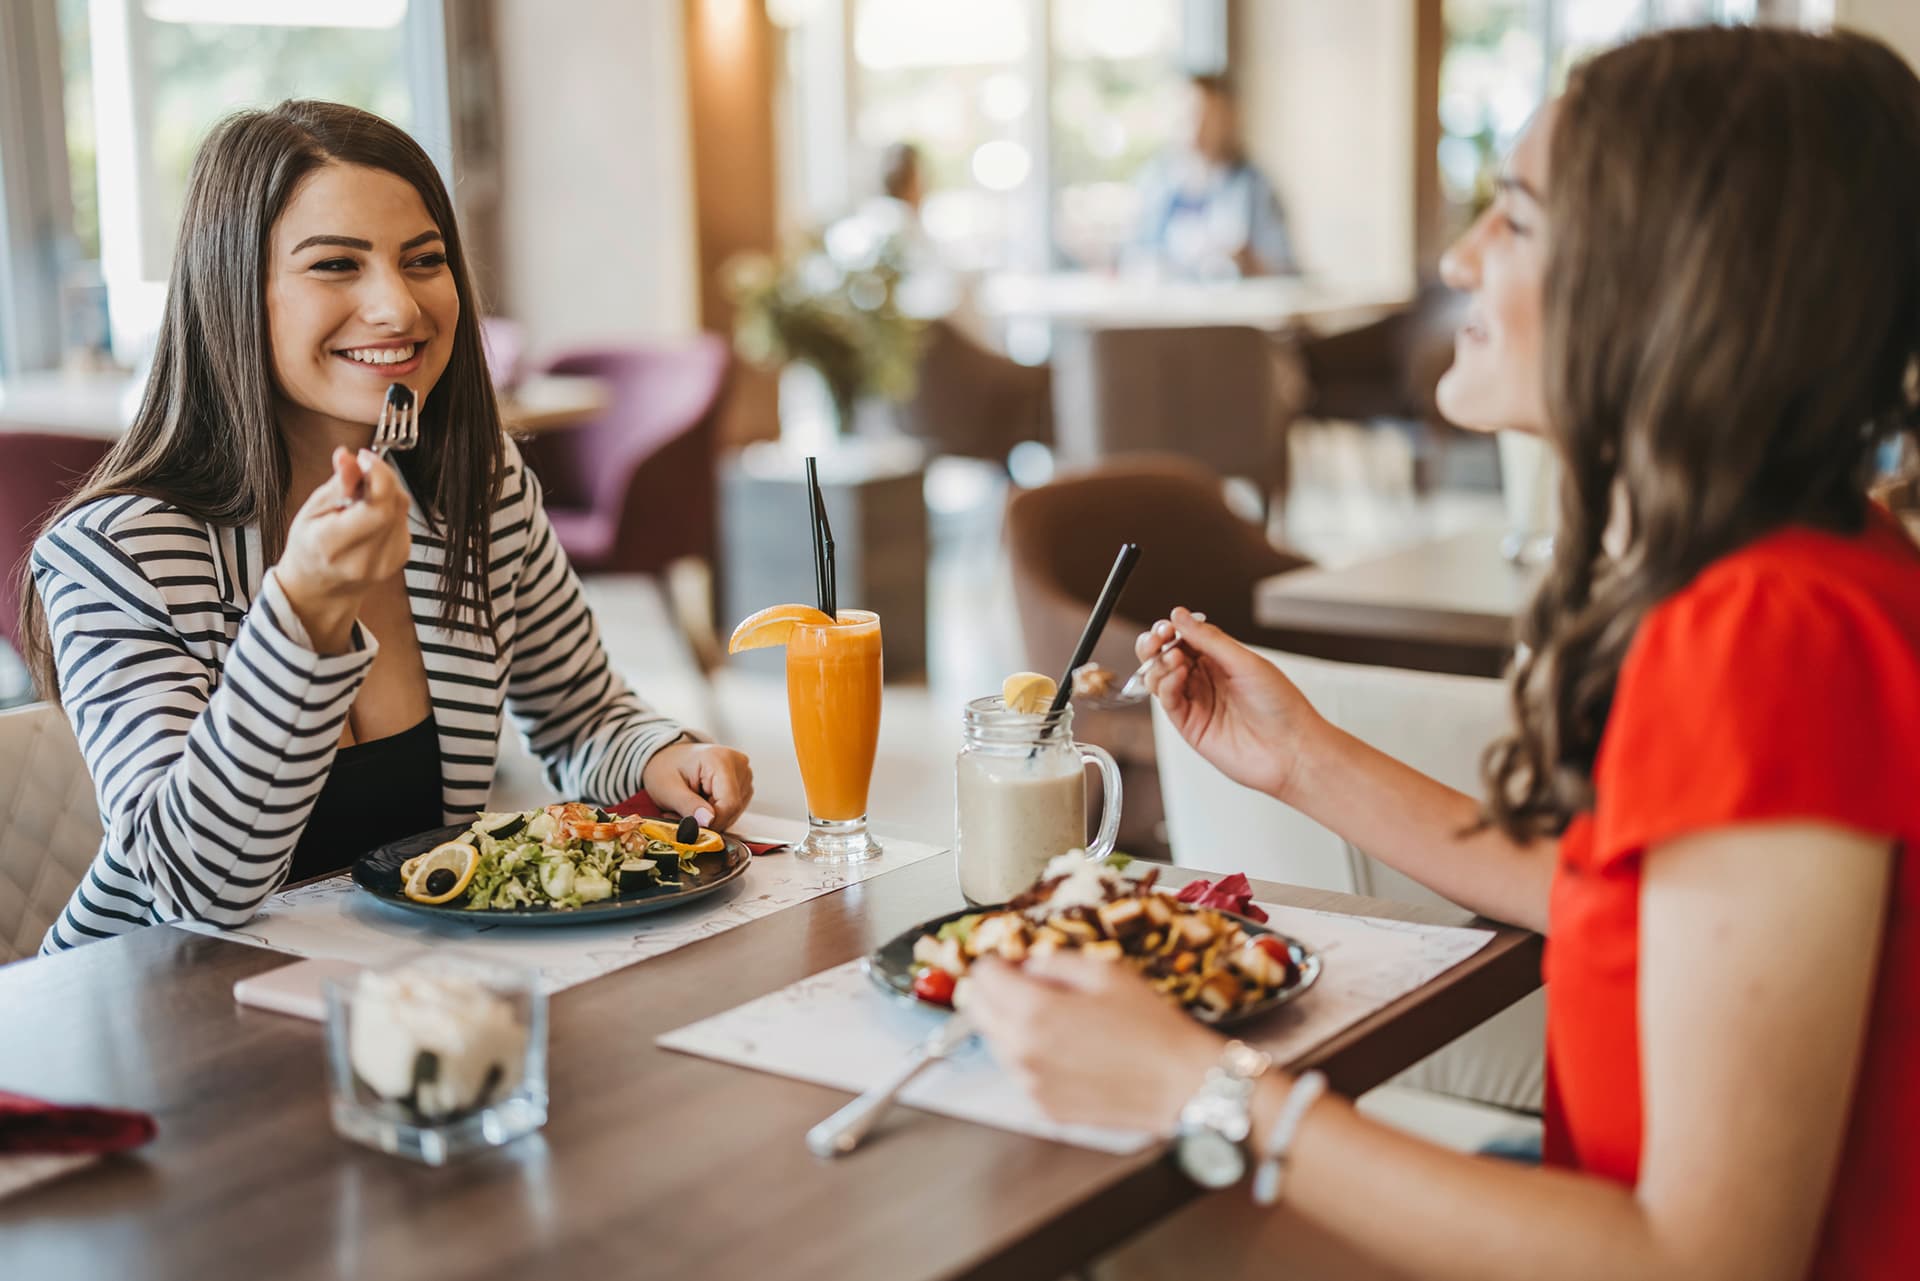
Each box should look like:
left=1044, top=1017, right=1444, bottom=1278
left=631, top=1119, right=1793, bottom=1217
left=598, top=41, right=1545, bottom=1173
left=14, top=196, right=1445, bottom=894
left=878, top=318, right=1052, bottom=465
left=1004, top=455, right=1313, bottom=860
left=1292, top=282, right=1470, bottom=491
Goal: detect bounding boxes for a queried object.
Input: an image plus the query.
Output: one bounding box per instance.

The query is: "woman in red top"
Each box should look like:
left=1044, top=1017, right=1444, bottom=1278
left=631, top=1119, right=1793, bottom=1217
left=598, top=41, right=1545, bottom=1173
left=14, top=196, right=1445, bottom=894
left=966, top=26, right=1920, bottom=1281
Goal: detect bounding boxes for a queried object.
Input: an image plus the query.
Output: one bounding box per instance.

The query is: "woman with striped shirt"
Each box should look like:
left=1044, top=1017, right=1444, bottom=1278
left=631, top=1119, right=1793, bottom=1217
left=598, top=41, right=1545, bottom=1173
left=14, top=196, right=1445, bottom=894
left=17, top=101, right=754, bottom=954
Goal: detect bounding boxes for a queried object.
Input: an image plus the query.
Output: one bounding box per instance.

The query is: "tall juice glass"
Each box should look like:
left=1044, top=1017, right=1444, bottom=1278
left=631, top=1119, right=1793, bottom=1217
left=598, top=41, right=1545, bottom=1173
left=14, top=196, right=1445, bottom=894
left=785, top=609, right=884, bottom=863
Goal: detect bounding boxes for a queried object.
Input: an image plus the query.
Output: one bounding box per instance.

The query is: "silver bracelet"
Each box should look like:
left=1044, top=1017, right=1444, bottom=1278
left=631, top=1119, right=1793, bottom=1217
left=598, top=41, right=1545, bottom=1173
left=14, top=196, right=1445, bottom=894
left=1251, top=1069, right=1327, bottom=1206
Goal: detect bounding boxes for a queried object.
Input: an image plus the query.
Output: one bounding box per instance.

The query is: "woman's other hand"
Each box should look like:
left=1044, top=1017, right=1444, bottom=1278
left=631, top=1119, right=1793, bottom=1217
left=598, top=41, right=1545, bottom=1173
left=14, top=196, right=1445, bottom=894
left=1138, top=606, right=1327, bottom=802
left=643, top=740, right=755, bottom=831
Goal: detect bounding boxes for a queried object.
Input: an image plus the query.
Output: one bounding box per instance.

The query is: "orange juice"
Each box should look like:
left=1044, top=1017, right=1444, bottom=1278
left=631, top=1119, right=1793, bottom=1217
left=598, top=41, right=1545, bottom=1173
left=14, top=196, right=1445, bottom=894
left=785, top=610, right=883, bottom=823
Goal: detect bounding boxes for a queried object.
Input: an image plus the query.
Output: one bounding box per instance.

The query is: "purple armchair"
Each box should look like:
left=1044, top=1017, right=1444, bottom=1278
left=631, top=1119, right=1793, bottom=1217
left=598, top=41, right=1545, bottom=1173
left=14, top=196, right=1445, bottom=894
left=516, top=336, right=732, bottom=577
left=1, top=432, right=113, bottom=652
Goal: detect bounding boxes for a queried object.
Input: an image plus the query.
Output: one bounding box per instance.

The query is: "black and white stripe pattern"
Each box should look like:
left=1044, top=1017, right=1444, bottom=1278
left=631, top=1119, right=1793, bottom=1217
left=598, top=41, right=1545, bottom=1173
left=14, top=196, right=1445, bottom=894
left=33, top=438, right=694, bottom=954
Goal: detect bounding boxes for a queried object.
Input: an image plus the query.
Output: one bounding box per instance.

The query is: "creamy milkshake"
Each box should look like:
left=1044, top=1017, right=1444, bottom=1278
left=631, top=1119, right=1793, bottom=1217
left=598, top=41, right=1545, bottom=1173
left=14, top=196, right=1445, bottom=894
left=956, top=750, right=1088, bottom=904
left=953, top=694, right=1121, bottom=905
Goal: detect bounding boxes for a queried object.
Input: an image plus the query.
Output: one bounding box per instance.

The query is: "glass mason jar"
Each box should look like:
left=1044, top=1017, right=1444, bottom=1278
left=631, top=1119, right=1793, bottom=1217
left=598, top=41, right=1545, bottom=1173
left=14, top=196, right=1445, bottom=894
left=953, top=696, right=1122, bottom=905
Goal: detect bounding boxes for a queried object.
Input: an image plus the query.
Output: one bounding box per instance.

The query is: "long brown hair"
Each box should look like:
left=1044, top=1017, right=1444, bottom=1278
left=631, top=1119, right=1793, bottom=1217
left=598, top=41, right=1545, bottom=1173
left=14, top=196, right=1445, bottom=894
left=18, top=99, right=504, bottom=700
left=1484, top=27, right=1920, bottom=837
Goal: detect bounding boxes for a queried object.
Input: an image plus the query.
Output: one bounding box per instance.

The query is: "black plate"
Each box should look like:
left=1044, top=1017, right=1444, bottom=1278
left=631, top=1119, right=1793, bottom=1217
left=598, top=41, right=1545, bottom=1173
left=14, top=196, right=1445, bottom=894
left=865, top=902, right=1321, bottom=1028
left=351, top=818, right=753, bottom=926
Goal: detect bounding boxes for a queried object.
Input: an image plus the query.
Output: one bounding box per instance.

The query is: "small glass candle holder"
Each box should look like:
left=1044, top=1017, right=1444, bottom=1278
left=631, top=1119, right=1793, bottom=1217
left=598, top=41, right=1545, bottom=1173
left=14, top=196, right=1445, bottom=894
left=323, top=951, right=547, bottom=1166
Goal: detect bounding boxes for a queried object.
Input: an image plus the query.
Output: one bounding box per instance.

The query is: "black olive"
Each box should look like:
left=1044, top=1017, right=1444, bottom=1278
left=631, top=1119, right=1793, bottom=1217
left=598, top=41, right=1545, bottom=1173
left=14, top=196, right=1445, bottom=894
left=486, top=814, right=528, bottom=840
left=675, top=815, right=700, bottom=845
left=594, top=807, right=613, bottom=823
left=425, top=868, right=457, bottom=896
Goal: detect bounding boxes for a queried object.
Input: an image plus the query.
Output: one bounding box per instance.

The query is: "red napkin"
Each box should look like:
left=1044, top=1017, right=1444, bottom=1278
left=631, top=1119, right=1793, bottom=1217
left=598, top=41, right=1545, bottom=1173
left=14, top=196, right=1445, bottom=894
left=0, top=1091, right=156, bottom=1156
left=1175, top=872, right=1270, bottom=923
left=608, top=792, right=785, bottom=855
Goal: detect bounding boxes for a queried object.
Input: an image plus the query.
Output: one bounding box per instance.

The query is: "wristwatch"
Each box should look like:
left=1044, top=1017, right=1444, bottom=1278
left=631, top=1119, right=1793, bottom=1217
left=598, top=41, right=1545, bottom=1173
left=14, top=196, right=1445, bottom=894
left=1173, top=1040, right=1273, bottom=1189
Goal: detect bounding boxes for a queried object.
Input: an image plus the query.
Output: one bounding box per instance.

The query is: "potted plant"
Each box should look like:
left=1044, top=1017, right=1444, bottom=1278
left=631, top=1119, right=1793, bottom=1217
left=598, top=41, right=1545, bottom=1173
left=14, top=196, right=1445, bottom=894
left=724, top=228, right=927, bottom=444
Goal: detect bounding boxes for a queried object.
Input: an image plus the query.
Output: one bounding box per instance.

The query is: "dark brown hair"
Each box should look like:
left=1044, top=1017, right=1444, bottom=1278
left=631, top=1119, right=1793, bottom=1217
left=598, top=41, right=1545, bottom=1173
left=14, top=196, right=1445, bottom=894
left=1483, top=27, right=1920, bottom=838
left=18, top=99, right=504, bottom=700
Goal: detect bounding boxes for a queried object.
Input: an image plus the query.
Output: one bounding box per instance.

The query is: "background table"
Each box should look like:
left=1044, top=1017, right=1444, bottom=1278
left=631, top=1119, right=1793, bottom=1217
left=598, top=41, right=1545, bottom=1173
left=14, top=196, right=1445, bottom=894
left=719, top=438, right=929, bottom=681
left=978, top=272, right=1405, bottom=333
left=0, top=370, right=608, bottom=437
left=1253, top=525, right=1543, bottom=678
left=0, top=855, right=1540, bottom=1281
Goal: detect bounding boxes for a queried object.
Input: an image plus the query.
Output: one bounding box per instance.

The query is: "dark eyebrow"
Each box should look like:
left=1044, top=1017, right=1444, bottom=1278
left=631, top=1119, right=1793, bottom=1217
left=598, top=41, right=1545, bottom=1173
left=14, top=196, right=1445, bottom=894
left=1497, top=175, right=1544, bottom=205
left=289, top=229, right=443, bottom=255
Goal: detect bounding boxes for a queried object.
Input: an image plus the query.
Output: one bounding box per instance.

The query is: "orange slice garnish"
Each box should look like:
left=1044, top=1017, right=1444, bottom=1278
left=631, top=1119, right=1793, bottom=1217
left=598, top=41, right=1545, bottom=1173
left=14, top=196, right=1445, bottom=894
left=638, top=819, right=725, bottom=854
left=727, top=603, right=835, bottom=654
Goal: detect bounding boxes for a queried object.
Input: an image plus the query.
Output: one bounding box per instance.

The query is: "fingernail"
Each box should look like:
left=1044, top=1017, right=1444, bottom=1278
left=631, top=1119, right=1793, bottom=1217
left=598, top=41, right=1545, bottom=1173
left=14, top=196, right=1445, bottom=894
left=357, top=449, right=378, bottom=469
left=1191, top=611, right=1207, bottom=623
left=693, top=807, right=714, bottom=828
left=1154, top=620, right=1172, bottom=637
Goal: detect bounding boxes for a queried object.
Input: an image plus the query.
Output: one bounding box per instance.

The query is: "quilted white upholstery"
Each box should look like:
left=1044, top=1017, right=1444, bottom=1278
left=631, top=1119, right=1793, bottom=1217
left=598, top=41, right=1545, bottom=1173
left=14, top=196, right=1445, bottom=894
left=0, top=703, right=103, bottom=964
left=1154, top=648, right=1546, bottom=1113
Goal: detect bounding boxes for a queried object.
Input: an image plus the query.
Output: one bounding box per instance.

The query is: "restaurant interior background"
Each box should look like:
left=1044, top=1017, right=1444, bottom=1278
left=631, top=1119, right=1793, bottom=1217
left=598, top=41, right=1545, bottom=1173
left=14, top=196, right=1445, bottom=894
left=1, top=1, right=1913, bottom=1145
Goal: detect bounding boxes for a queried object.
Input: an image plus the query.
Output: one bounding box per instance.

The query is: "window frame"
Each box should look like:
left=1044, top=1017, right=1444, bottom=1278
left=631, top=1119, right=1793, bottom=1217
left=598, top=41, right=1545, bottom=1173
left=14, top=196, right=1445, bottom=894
left=0, top=0, right=455, bottom=376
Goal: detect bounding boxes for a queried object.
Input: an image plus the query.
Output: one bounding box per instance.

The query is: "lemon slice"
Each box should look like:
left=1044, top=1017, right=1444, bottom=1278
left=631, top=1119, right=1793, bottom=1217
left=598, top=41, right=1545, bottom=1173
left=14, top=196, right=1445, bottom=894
left=638, top=819, right=725, bottom=854
left=1002, top=671, right=1058, bottom=715
left=727, top=603, right=836, bottom=654
left=403, top=840, right=480, bottom=904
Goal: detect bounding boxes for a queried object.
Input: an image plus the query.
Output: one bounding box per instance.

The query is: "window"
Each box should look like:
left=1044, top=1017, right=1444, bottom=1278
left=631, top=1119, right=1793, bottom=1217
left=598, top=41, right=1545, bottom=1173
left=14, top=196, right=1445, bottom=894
left=1438, top=0, right=1786, bottom=222
left=851, top=0, right=1033, bottom=273
left=836, top=0, right=1202, bottom=276
left=46, top=0, right=448, bottom=366
left=1049, top=0, right=1186, bottom=270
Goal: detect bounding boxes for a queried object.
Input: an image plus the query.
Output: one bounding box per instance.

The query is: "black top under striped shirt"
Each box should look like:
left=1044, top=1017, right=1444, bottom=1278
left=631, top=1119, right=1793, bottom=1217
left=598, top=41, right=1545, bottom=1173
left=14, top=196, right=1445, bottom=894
left=288, top=716, right=443, bottom=884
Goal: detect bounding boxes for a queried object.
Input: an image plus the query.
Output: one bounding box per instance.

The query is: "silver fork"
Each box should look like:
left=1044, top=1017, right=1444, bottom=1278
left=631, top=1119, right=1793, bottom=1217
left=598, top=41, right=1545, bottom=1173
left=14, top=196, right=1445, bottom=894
left=1076, top=611, right=1207, bottom=709
left=805, top=1011, right=978, bottom=1158
left=336, top=383, right=419, bottom=508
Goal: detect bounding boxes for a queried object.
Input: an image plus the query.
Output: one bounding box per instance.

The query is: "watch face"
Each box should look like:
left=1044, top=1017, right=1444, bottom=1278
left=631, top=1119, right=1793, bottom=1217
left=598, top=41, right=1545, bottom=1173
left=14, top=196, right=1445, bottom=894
left=1176, top=1128, right=1246, bottom=1190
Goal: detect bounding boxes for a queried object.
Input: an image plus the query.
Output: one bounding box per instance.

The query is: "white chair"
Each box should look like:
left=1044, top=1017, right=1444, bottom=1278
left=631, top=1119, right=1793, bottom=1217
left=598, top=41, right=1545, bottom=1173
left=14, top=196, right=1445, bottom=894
left=1152, top=648, right=1546, bottom=1114
left=0, top=703, right=103, bottom=964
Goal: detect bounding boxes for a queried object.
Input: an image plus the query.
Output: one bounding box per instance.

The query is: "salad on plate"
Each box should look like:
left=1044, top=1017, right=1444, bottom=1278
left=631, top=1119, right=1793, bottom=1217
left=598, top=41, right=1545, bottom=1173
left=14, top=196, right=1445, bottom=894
left=398, top=802, right=725, bottom=911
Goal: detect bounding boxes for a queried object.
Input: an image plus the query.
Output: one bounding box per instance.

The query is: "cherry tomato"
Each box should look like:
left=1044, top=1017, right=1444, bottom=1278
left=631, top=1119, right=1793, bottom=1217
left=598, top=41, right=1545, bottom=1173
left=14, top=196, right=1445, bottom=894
left=912, top=968, right=957, bottom=1006
left=1254, top=936, right=1291, bottom=963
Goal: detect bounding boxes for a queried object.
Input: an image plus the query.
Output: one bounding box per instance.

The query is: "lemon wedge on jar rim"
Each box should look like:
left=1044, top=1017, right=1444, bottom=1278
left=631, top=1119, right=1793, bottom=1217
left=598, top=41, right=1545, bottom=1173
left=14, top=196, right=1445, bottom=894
left=1002, top=671, right=1058, bottom=715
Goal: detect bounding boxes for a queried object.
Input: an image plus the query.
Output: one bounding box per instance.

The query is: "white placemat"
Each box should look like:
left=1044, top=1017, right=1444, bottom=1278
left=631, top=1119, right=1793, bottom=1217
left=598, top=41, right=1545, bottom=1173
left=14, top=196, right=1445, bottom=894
left=174, top=819, right=946, bottom=995
left=0, top=1153, right=98, bottom=1203
left=657, top=901, right=1498, bottom=1154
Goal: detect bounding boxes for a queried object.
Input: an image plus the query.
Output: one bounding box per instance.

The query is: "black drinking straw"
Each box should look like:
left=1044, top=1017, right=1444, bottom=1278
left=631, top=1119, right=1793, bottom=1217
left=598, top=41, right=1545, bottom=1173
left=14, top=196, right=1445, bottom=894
left=805, top=456, right=837, bottom=618
left=1037, top=542, right=1140, bottom=746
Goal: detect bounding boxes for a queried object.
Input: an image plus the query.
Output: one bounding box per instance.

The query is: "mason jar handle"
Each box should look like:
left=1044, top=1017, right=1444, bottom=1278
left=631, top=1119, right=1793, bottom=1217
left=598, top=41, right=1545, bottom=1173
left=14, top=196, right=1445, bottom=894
left=1080, top=743, right=1123, bottom=862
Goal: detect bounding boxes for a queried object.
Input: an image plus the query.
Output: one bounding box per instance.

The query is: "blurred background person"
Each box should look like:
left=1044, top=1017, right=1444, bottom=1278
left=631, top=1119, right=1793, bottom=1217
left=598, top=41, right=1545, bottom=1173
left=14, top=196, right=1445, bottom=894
left=831, top=141, right=991, bottom=349
left=1129, top=75, right=1298, bottom=281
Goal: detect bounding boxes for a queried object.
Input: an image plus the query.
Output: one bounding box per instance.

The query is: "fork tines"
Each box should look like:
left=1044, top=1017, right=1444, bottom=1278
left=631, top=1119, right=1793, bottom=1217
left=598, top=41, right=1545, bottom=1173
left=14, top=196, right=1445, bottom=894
left=374, top=383, right=420, bottom=458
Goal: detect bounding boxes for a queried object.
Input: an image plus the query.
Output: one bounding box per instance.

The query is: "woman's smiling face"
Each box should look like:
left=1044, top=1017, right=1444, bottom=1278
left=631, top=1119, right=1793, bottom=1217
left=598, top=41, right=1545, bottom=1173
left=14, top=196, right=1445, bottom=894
left=265, top=161, right=458, bottom=440
left=1435, top=103, right=1555, bottom=436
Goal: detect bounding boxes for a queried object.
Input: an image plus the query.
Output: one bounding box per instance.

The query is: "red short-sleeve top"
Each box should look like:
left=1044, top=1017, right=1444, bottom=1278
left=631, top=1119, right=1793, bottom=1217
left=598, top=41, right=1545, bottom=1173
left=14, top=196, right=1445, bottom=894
left=1544, top=507, right=1920, bottom=1280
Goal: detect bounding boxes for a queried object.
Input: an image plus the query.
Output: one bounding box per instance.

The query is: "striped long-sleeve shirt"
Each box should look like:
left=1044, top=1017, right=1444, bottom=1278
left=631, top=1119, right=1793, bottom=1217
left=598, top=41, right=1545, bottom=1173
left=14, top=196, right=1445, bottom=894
left=33, top=438, right=697, bottom=954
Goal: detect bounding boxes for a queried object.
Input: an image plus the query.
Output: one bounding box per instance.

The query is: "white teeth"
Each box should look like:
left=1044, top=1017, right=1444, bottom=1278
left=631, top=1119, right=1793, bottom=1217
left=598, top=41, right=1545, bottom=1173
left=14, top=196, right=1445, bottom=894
left=340, top=344, right=417, bottom=366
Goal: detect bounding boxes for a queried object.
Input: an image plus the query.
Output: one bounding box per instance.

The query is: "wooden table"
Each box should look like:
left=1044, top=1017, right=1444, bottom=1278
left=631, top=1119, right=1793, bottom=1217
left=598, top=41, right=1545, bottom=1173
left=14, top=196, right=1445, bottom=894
left=1254, top=526, right=1543, bottom=678
left=0, top=856, right=1541, bottom=1281
left=0, top=370, right=607, bottom=437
